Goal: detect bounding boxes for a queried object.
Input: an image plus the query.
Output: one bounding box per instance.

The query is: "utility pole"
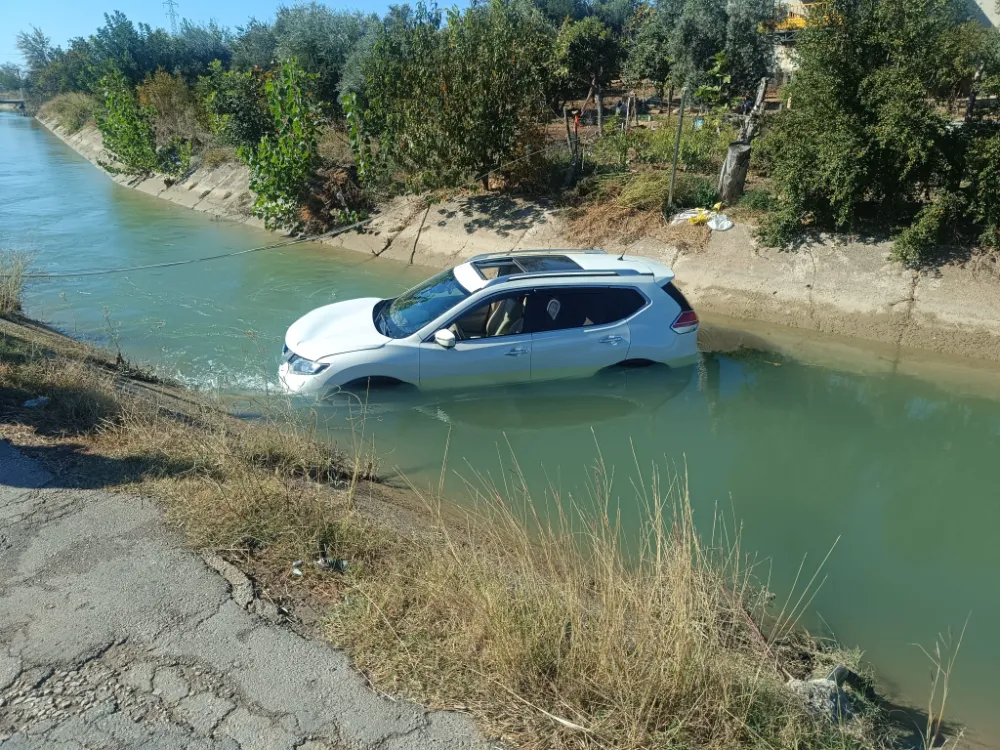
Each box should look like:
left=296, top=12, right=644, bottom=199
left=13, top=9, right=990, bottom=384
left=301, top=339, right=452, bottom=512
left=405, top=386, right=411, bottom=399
left=163, top=0, right=179, bottom=35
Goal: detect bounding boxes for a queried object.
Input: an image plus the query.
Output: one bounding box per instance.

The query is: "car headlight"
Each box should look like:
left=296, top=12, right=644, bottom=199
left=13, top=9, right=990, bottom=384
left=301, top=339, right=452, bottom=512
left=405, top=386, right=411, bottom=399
left=287, top=354, right=330, bottom=376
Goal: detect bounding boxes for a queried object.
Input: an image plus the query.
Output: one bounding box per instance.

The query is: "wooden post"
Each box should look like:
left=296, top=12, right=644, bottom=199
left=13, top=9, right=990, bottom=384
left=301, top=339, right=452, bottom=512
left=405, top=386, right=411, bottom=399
left=667, top=88, right=687, bottom=209
left=596, top=86, right=603, bottom=136
left=563, top=107, right=577, bottom=187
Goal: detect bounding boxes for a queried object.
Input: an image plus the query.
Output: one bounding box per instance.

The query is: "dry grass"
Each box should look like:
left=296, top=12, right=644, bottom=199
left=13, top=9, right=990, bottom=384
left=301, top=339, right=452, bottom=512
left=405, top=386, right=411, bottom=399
left=38, top=93, right=97, bottom=134
left=568, top=200, right=711, bottom=251
left=0, top=321, right=892, bottom=750
left=0, top=250, right=28, bottom=316
left=201, top=146, right=237, bottom=170
left=325, top=451, right=871, bottom=750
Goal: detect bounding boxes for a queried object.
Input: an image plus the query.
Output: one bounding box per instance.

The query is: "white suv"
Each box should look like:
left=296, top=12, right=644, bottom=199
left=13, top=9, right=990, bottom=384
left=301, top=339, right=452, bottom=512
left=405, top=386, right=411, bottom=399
left=279, top=250, right=699, bottom=395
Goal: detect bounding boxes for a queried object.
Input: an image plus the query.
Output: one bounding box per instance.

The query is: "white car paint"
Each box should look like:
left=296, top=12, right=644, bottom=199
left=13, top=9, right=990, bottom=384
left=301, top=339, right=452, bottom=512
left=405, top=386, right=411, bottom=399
left=279, top=250, right=698, bottom=397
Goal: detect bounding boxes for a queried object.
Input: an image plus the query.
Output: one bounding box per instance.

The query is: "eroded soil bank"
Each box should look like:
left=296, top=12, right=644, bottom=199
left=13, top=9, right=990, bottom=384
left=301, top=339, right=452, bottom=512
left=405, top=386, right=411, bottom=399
left=38, top=116, right=1000, bottom=364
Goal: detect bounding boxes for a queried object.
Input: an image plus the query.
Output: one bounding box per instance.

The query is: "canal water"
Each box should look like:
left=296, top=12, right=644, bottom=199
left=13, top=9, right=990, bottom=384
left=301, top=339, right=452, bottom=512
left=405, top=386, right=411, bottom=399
left=3, top=112, right=999, bottom=745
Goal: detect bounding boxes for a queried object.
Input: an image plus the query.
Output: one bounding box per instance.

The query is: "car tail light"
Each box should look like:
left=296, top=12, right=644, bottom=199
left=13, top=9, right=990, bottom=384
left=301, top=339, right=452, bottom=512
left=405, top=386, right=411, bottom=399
left=671, top=310, right=699, bottom=334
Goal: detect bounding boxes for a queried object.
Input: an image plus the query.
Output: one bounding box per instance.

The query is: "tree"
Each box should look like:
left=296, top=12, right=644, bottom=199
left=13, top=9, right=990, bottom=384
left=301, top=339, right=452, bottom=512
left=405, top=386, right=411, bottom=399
left=623, top=2, right=678, bottom=93
left=554, top=16, right=622, bottom=98
left=241, top=59, right=322, bottom=228
left=172, top=21, right=233, bottom=80
left=757, top=0, right=1000, bottom=263
left=95, top=68, right=160, bottom=175
left=0, top=63, right=24, bottom=92
left=363, top=0, right=553, bottom=189
left=197, top=60, right=273, bottom=150
left=16, top=28, right=55, bottom=71
left=232, top=19, right=278, bottom=71
left=272, top=4, right=380, bottom=104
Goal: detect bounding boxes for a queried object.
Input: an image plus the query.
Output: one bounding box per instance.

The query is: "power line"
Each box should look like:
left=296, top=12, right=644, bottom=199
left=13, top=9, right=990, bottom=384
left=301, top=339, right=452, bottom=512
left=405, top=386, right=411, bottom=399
left=18, top=218, right=372, bottom=279
left=163, top=0, right=180, bottom=35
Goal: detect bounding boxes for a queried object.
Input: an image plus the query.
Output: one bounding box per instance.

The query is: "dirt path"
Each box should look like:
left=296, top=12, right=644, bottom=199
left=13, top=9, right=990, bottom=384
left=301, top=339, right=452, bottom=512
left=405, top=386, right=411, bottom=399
left=0, top=439, right=489, bottom=750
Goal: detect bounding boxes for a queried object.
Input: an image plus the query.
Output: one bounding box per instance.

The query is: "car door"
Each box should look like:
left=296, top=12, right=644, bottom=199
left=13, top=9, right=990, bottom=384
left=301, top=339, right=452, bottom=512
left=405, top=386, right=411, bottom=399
left=418, top=292, right=532, bottom=389
left=527, top=287, right=646, bottom=382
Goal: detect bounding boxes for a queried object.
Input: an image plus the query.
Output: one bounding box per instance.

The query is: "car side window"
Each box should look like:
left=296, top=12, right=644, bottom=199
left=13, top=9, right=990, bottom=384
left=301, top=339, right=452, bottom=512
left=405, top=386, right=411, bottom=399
left=526, top=288, right=645, bottom=332
left=446, top=292, right=530, bottom=340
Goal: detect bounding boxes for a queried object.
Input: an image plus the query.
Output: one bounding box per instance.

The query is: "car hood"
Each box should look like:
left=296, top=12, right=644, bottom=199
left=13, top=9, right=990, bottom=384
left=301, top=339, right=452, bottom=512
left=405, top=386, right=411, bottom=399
left=285, top=298, right=389, bottom=362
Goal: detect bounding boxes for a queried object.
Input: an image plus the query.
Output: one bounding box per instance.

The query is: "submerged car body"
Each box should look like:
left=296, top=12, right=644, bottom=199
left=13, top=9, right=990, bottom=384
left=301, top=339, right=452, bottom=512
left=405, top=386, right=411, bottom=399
left=279, top=249, right=699, bottom=396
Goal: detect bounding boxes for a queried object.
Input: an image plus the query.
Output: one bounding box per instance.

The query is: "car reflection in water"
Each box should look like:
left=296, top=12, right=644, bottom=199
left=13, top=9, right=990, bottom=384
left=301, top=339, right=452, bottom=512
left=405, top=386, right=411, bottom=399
left=315, top=361, right=698, bottom=435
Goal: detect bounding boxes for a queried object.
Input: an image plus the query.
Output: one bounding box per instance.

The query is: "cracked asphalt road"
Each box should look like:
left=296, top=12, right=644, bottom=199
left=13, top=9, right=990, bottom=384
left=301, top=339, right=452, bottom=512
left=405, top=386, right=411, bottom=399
left=0, top=440, right=490, bottom=750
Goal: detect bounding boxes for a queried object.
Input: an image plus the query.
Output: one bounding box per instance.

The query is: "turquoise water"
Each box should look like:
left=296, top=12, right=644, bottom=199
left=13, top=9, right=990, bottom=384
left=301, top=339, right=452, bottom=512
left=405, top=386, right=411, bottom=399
left=2, top=112, right=999, bottom=746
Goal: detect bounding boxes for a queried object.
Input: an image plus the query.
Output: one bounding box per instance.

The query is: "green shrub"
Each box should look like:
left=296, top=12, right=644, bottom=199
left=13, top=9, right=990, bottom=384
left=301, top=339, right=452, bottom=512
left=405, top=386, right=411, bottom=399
left=39, top=93, right=96, bottom=133
left=640, top=114, right=736, bottom=173
left=892, top=192, right=967, bottom=266
left=96, top=70, right=193, bottom=178
left=240, top=60, right=321, bottom=229
left=95, top=70, right=160, bottom=176
left=197, top=60, right=273, bottom=152
left=738, top=188, right=775, bottom=211
left=670, top=174, right=718, bottom=209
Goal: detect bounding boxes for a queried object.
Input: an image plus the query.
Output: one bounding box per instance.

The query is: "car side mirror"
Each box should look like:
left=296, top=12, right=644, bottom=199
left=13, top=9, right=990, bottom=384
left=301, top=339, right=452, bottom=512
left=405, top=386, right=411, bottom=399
left=433, top=329, right=457, bottom=349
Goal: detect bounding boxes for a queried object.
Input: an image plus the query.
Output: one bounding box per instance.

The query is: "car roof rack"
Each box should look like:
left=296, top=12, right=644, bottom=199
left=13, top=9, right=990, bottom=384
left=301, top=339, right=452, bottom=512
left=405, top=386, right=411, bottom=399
left=482, top=268, right=653, bottom=288
left=468, top=248, right=606, bottom=263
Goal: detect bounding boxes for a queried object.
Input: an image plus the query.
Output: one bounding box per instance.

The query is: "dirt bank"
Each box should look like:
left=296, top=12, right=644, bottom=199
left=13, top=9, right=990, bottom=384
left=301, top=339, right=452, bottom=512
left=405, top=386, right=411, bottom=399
left=37, top=116, right=1000, bottom=364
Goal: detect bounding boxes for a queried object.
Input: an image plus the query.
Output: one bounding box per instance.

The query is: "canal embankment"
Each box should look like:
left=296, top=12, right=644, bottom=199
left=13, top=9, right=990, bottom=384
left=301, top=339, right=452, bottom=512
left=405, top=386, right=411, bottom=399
left=37, top=114, right=1000, bottom=365
left=0, top=309, right=903, bottom=750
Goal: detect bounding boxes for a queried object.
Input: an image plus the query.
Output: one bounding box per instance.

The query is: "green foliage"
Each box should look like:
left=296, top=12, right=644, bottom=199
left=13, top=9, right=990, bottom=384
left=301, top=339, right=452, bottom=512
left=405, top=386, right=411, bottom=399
left=738, top=188, right=775, bottom=211
left=665, top=0, right=774, bottom=98
left=272, top=4, right=380, bottom=105
left=342, top=92, right=369, bottom=184
left=892, top=191, right=967, bottom=266
left=0, top=63, right=24, bottom=92
left=197, top=61, right=273, bottom=152
left=240, top=59, right=321, bottom=229
left=363, top=0, right=552, bottom=191
left=96, top=70, right=193, bottom=177
left=232, top=19, right=278, bottom=71
left=671, top=174, right=717, bottom=208
left=759, top=0, right=1000, bottom=261
left=623, top=3, right=675, bottom=91
left=95, top=70, right=160, bottom=175
left=554, top=16, right=622, bottom=97
left=633, top=113, right=736, bottom=172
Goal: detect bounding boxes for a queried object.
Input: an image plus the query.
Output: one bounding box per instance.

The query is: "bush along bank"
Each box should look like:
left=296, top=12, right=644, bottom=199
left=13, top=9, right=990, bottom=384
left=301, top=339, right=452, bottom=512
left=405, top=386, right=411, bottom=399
left=0, top=263, right=961, bottom=750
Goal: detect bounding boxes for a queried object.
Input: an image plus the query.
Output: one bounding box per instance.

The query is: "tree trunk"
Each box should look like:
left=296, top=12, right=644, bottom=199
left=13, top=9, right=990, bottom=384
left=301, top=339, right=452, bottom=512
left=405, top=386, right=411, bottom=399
left=720, top=77, right=769, bottom=204
left=666, top=85, right=674, bottom=121
left=718, top=143, right=752, bottom=204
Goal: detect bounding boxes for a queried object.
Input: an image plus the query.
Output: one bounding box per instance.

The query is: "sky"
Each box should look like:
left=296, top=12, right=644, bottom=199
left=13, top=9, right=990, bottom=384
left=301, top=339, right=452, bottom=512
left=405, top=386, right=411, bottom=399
left=0, top=0, right=412, bottom=65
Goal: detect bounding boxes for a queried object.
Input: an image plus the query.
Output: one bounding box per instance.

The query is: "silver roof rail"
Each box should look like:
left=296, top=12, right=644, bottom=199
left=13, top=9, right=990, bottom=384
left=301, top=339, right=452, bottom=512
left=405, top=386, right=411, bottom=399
left=482, top=268, right=653, bottom=288
left=468, top=248, right=607, bottom=263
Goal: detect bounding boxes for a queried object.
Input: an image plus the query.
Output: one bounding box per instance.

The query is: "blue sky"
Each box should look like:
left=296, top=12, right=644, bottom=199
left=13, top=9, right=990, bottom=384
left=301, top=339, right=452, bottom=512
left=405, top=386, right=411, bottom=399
left=1, top=0, right=408, bottom=65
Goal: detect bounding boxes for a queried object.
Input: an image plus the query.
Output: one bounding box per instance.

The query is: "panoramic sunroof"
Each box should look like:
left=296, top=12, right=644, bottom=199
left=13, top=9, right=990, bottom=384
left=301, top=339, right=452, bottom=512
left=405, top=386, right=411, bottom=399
left=473, top=255, right=581, bottom=279
left=514, top=255, right=581, bottom=272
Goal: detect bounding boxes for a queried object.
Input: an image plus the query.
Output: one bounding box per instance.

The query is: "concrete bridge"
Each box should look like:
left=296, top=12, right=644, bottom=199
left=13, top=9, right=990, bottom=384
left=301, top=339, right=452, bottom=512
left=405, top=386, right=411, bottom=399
left=0, top=99, right=25, bottom=111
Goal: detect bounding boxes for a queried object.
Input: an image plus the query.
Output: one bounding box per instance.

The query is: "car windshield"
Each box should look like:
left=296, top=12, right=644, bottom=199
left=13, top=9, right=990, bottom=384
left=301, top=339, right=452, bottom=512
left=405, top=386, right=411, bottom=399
left=377, top=269, right=470, bottom=338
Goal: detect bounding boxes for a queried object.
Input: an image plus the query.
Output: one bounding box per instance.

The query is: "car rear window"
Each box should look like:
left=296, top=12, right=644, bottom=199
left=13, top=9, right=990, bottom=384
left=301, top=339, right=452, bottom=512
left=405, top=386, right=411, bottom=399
left=527, top=288, right=646, bottom=332
left=661, top=281, right=693, bottom=311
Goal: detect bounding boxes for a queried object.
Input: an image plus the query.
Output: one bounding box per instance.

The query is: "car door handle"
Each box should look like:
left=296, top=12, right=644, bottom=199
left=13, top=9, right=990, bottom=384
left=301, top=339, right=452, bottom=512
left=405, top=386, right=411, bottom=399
left=599, top=335, right=624, bottom=345
left=505, top=347, right=529, bottom=357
